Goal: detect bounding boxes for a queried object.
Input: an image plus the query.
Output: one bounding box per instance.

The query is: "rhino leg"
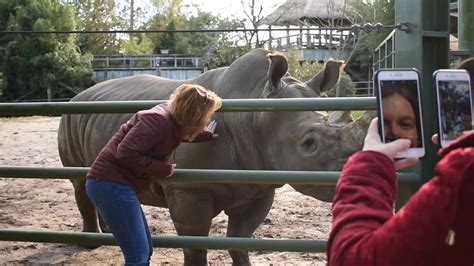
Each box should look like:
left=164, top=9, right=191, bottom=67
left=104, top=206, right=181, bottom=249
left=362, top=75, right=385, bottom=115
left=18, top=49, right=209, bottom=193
left=225, top=190, right=275, bottom=266
left=71, top=178, right=101, bottom=233
left=167, top=189, right=214, bottom=266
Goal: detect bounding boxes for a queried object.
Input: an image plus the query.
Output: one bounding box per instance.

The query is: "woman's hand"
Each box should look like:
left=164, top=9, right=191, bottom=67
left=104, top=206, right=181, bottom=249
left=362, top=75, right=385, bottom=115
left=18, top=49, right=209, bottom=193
left=363, top=118, right=419, bottom=170
left=167, top=163, right=177, bottom=178
left=204, top=120, right=218, bottom=138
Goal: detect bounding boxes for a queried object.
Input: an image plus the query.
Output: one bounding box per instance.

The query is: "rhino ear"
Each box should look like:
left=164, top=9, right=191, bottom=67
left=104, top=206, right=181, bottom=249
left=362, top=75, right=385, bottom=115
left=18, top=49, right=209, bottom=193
left=306, top=60, right=343, bottom=95
left=267, top=53, right=288, bottom=89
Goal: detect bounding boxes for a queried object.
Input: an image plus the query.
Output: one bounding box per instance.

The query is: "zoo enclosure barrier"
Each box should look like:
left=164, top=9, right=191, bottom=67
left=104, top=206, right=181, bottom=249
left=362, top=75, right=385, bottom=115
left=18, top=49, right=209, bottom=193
left=0, top=97, right=421, bottom=252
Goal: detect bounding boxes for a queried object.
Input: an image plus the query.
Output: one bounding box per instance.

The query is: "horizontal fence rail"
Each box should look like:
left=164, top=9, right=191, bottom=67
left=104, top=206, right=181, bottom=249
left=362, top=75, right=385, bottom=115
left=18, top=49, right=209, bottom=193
left=0, top=98, right=376, bottom=116
left=0, top=229, right=327, bottom=252
left=0, top=96, right=416, bottom=254
left=0, top=166, right=420, bottom=185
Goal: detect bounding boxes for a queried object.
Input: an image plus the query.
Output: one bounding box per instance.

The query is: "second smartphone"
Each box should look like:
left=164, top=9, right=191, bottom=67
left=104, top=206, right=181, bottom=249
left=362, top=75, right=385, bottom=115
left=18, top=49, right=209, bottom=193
left=434, top=69, right=473, bottom=147
left=375, top=68, right=425, bottom=158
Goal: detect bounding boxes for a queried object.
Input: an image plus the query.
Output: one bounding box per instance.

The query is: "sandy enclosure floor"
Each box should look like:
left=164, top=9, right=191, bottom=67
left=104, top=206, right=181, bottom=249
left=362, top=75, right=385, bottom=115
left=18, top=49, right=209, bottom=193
left=0, top=116, right=331, bottom=265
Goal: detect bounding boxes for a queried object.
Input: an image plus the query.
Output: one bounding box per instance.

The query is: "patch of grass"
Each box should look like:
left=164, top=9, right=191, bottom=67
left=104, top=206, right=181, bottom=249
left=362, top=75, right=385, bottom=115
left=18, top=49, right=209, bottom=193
left=351, top=111, right=366, bottom=120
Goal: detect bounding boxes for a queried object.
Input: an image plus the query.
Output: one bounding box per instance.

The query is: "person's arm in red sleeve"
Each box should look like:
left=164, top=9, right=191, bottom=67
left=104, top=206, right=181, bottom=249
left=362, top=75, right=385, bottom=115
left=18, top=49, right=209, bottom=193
left=115, top=113, right=172, bottom=178
left=328, top=119, right=464, bottom=266
left=327, top=150, right=398, bottom=266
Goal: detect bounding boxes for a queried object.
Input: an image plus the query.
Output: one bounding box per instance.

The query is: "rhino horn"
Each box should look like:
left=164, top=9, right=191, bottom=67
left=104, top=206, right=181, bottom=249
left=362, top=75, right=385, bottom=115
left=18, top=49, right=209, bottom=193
left=341, top=111, right=376, bottom=154
left=306, top=60, right=344, bottom=95
left=327, top=111, right=353, bottom=127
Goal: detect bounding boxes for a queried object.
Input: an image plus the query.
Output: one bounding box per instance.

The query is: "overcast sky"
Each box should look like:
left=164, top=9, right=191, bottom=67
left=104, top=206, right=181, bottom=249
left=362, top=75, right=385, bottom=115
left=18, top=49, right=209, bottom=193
left=129, top=0, right=284, bottom=20
left=195, top=0, right=288, bottom=18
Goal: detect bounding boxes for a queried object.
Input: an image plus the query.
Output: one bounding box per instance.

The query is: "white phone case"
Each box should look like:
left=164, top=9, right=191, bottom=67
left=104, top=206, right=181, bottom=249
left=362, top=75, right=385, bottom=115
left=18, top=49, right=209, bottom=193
left=434, top=69, right=473, bottom=147
left=375, top=69, right=425, bottom=158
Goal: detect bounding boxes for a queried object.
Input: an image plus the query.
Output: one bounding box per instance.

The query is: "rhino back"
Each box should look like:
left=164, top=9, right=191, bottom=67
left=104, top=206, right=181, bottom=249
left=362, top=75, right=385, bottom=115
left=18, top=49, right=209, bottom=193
left=58, top=50, right=271, bottom=169
left=57, top=73, right=224, bottom=167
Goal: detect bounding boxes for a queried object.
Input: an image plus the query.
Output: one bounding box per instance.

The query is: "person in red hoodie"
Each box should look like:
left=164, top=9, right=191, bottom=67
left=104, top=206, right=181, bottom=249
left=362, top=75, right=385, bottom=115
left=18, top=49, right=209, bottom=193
left=327, top=116, right=474, bottom=266
left=86, top=84, right=222, bottom=265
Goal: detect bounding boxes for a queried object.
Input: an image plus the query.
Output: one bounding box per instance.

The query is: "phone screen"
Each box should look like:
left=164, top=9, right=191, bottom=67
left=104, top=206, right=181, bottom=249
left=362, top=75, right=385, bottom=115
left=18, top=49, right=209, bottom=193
left=379, top=79, right=423, bottom=148
left=437, top=78, right=473, bottom=144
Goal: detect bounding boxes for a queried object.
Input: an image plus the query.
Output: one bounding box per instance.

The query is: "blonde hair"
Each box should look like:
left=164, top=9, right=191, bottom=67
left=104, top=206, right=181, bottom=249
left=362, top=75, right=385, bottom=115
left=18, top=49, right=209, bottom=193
left=168, top=84, right=222, bottom=140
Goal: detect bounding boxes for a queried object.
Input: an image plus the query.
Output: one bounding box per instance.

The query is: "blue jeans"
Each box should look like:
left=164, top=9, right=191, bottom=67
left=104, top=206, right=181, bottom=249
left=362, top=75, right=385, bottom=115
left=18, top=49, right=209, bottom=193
left=86, top=177, right=153, bottom=265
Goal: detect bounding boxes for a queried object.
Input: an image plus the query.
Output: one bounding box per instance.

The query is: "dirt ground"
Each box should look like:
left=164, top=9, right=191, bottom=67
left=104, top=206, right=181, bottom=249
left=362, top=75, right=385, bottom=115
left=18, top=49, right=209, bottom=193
left=0, top=116, right=331, bottom=265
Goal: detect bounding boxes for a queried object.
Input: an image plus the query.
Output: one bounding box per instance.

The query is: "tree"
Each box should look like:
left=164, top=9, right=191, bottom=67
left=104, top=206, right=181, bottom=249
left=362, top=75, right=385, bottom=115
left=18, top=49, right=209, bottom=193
left=120, top=34, right=155, bottom=54
left=145, top=0, right=190, bottom=54
left=187, top=11, right=248, bottom=68
left=239, top=0, right=280, bottom=49
left=141, top=1, right=248, bottom=68
left=71, top=0, right=122, bottom=55
left=240, top=0, right=264, bottom=48
left=117, top=0, right=154, bottom=54
left=286, top=47, right=356, bottom=97
left=346, top=0, right=395, bottom=72
left=0, top=0, right=94, bottom=101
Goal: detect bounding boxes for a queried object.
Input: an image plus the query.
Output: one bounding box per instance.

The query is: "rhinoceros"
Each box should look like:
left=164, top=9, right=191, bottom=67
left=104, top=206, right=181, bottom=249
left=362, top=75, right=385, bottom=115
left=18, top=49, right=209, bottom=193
left=58, top=48, right=371, bottom=265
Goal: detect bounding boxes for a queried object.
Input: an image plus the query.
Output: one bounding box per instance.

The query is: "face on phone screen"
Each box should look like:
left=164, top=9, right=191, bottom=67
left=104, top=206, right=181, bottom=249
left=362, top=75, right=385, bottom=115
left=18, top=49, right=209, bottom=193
left=437, top=78, right=473, bottom=143
left=379, top=80, right=423, bottom=148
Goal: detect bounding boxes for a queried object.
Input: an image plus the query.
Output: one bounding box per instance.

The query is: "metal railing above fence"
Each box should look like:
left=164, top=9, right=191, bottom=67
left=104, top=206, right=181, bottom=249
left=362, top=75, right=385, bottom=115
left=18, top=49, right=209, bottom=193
left=0, top=97, right=376, bottom=116
left=0, top=96, right=417, bottom=254
left=0, top=166, right=419, bottom=185
left=92, top=54, right=203, bottom=70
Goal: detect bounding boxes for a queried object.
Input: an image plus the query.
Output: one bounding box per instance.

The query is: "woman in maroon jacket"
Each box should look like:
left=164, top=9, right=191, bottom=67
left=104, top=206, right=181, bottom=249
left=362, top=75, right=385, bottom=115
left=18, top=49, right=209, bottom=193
left=86, top=84, right=222, bottom=265
left=328, top=118, right=474, bottom=266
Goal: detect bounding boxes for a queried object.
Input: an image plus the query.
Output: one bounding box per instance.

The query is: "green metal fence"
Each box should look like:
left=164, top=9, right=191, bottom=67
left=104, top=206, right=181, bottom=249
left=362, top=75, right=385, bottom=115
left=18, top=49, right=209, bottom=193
left=0, top=0, right=469, bottom=257
left=0, top=98, right=420, bottom=252
left=0, top=97, right=375, bottom=115
left=373, top=29, right=396, bottom=72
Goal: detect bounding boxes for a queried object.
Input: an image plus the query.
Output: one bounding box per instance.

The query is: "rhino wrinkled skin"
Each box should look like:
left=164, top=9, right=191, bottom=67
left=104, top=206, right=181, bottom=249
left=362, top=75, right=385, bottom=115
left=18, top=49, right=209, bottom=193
left=58, top=49, right=371, bottom=265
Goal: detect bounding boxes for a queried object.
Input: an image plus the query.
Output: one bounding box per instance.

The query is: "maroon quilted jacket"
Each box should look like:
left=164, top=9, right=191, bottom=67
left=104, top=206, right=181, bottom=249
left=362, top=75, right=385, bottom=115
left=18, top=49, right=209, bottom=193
left=328, top=132, right=474, bottom=266
left=87, top=103, right=213, bottom=192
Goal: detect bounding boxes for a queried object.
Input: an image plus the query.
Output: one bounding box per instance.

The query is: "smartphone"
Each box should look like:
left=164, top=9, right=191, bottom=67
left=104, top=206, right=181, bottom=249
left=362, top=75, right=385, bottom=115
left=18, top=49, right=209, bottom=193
left=374, top=69, right=425, bottom=158
left=434, top=69, right=473, bottom=147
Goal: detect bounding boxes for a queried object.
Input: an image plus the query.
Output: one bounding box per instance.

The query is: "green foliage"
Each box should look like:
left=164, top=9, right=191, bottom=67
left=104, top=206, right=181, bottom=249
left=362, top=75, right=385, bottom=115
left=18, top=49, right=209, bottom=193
left=285, top=48, right=322, bottom=81
left=141, top=1, right=248, bottom=69
left=188, top=12, right=248, bottom=68
left=347, top=0, right=395, bottom=67
left=145, top=0, right=190, bottom=54
left=72, top=0, right=122, bottom=55
left=351, top=110, right=366, bottom=120
left=206, top=45, right=249, bottom=69
left=0, top=0, right=94, bottom=101
left=285, top=48, right=356, bottom=97
left=120, top=34, right=155, bottom=55
left=330, top=72, right=357, bottom=97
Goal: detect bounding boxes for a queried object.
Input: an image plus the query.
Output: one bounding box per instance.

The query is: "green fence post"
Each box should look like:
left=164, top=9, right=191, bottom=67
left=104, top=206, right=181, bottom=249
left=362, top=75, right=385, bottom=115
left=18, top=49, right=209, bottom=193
left=392, top=0, right=450, bottom=208
left=395, top=0, right=450, bottom=184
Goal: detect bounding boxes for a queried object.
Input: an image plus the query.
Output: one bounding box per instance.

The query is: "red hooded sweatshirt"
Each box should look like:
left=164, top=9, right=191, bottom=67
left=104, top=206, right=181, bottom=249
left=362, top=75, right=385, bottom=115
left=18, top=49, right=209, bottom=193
left=328, top=132, right=474, bottom=266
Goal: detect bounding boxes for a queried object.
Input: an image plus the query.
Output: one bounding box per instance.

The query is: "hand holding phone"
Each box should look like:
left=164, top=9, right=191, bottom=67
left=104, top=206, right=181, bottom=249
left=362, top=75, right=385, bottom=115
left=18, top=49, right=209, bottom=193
left=375, top=68, right=425, bottom=158
left=363, top=118, right=419, bottom=169
left=434, top=69, right=473, bottom=147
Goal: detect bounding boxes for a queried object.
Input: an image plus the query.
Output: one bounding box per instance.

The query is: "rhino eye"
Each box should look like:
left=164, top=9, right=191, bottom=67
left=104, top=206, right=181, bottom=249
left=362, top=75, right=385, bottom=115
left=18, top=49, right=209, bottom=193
left=300, top=137, right=318, bottom=153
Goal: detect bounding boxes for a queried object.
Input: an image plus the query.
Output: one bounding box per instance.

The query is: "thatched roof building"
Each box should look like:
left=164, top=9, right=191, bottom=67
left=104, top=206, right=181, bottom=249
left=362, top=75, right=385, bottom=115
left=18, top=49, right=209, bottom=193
left=260, top=0, right=349, bottom=26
